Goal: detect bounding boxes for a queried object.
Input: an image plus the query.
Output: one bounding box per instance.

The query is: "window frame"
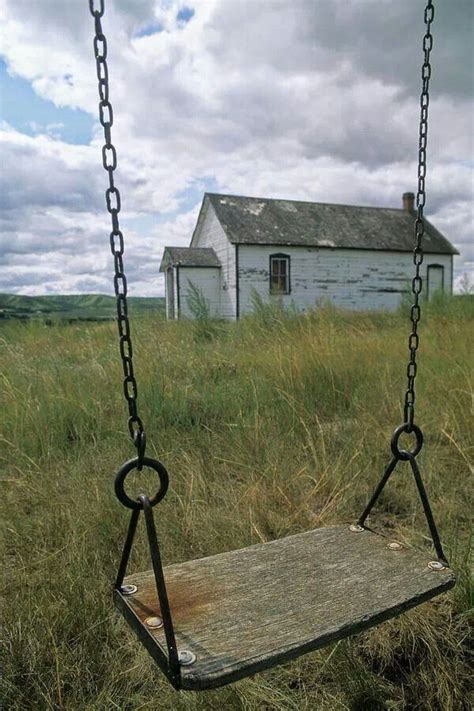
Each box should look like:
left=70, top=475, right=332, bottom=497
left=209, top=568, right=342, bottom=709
left=269, top=253, right=291, bottom=295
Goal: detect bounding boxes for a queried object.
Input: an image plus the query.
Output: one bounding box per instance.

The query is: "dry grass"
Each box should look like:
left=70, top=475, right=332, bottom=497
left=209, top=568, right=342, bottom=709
left=1, top=297, right=472, bottom=710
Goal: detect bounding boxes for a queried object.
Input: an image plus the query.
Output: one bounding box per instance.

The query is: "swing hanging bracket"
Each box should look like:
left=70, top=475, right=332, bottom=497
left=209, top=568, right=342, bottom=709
left=113, top=461, right=184, bottom=690
left=357, top=422, right=449, bottom=568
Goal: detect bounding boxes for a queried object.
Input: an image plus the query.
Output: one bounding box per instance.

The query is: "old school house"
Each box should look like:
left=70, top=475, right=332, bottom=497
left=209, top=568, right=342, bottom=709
left=160, top=192, right=457, bottom=320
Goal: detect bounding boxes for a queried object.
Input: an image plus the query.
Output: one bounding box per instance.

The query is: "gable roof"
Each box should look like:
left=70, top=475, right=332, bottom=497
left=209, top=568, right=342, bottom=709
left=159, top=247, right=221, bottom=271
left=205, top=193, right=458, bottom=255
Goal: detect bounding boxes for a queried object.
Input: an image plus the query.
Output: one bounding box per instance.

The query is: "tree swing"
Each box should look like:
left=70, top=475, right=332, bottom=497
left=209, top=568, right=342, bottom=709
left=88, top=0, right=455, bottom=691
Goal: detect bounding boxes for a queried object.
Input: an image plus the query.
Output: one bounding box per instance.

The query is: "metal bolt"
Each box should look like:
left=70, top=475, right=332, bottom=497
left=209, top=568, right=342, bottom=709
left=349, top=524, right=364, bottom=533
left=178, top=650, right=196, bottom=666
left=120, top=584, right=137, bottom=595
left=388, top=542, right=403, bottom=551
left=145, top=616, right=163, bottom=629
left=428, top=561, right=447, bottom=571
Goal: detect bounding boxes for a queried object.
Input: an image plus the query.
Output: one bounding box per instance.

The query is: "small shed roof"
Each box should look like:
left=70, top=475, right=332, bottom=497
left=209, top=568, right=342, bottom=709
left=205, top=193, right=458, bottom=255
left=160, top=247, right=221, bottom=271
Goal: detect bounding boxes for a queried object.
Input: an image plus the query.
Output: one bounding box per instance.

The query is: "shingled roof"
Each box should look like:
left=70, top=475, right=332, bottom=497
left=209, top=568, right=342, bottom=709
left=160, top=247, right=221, bottom=271
left=205, top=193, right=458, bottom=255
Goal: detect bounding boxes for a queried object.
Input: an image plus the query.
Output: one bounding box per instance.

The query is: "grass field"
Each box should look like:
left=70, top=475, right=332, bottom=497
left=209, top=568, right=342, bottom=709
left=0, top=293, right=165, bottom=322
left=1, top=297, right=472, bottom=710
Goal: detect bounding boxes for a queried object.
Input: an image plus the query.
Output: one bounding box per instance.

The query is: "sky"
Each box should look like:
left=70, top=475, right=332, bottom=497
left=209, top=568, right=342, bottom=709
left=0, top=0, right=472, bottom=297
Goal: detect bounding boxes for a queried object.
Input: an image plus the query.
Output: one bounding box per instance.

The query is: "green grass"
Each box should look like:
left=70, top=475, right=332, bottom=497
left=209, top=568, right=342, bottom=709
left=0, top=293, right=165, bottom=322
left=1, top=297, right=472, bottom=710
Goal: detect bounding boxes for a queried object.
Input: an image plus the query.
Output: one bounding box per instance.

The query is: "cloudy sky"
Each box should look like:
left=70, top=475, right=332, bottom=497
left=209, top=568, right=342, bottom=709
left=0, top=0, right=472, bottom=296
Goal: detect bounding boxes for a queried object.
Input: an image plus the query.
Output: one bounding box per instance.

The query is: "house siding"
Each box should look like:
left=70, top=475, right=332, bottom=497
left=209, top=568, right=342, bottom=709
left=238, top=246, right=452, bottom=315
left=165, top=267, right=176, bottom=319
left=163, top=266, right=179, bottom=319
left=178, top=267, right=221, bottom=318
left=191, top=201, right=237, bottom=319
left=173, top=267, right=179, bottom=318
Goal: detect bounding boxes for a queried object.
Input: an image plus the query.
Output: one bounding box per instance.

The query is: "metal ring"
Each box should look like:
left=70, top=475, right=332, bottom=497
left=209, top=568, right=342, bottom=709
left=114, top=457, right=169, bottom=509
left=391, top=423, right=423, bottom=461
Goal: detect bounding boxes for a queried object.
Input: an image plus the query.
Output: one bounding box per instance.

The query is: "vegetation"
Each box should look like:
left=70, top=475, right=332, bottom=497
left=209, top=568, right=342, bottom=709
left=0, top=293, right=165, bottom=322
left=185, top=282, right=220, bottom=341
left=1, top=296, right=472, bottom=710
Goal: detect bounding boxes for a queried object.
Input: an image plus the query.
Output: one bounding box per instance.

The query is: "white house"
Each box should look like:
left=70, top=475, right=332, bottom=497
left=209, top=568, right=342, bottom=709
left=159, top=192, right=458, bottom=320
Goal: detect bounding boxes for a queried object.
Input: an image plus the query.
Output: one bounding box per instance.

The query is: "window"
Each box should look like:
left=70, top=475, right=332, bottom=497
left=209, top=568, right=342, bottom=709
left=270, top=254, right=291, bottom=294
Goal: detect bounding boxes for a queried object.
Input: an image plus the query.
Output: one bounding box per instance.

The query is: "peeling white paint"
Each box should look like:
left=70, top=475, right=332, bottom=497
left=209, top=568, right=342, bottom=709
left=190, top=201, right=237, bottom=319
left=179, top=267, right=221, bottom=318
left=165, top=200, right=453, bottom=321
left=244, top=202, right=266, bottom=216
left=317, top=239, right=336, bottom=247
left=280, top=202, right=298, bottom=213
left=238, top=245, right=452, bottom=315
left=219, top=198, right=237, bottom=206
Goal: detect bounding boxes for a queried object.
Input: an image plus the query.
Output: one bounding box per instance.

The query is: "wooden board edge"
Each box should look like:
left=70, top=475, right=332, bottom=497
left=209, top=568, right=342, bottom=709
left=179, top=573, right=456, bottom=691
left=114, top=590, right=180, bottom=691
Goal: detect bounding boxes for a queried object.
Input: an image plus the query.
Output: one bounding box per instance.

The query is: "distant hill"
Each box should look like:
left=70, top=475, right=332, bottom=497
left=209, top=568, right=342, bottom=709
left=0, top=293, right=165, bottom=322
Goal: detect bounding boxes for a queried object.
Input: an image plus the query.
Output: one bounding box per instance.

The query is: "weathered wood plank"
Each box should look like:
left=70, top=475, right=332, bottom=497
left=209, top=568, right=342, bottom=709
left=237, top=244, right=453, bottom=314
left=115, top=525, right=455, bottom=690
left=191, top=201, right=237, bottom=319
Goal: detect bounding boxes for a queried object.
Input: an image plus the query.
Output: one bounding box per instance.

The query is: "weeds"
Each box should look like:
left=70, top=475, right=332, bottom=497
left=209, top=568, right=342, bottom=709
left=185, top=281, right=221, bottom=342
left=0, top=298, right=472, bottom=709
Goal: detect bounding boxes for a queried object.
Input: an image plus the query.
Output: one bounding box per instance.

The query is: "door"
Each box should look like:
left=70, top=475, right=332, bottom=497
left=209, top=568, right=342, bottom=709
left=427, top=265, right=444, bottom=301
left=166, top=267, right=175, bottom=319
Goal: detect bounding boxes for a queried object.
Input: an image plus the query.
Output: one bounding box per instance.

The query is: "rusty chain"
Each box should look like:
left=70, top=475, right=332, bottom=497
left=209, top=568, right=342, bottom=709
left=402, top=0, right=435, bottom=432
left=88, top=0, right=145, bottom=457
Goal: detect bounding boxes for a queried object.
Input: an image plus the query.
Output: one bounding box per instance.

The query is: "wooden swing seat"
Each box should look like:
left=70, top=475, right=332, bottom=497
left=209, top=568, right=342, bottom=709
left=115, top=525, right=454, bottom=690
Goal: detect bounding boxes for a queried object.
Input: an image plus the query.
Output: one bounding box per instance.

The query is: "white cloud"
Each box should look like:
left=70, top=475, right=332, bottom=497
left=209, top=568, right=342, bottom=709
left=0, top=0, right=472, bottom=295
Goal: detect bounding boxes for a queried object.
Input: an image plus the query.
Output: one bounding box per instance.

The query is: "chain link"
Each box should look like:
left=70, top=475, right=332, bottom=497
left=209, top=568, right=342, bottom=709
left=402, top=0, right=435, bottom=431
left=89, top=0, right=145, bottom=450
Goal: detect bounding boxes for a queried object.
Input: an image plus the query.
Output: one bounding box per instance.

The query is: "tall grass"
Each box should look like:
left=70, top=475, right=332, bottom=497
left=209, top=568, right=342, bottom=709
left=1, top=297, right=472, bottom=710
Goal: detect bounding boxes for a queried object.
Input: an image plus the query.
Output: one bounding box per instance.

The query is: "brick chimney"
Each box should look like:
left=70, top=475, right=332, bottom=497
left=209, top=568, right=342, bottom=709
left=403, top=192, right=415, bottom=211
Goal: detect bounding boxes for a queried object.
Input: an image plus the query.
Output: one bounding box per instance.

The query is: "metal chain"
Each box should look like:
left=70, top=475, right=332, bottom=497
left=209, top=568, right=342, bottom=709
left=403, top=0, right=435, bottom=431
left=89, top=0, right=145, bottom=453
